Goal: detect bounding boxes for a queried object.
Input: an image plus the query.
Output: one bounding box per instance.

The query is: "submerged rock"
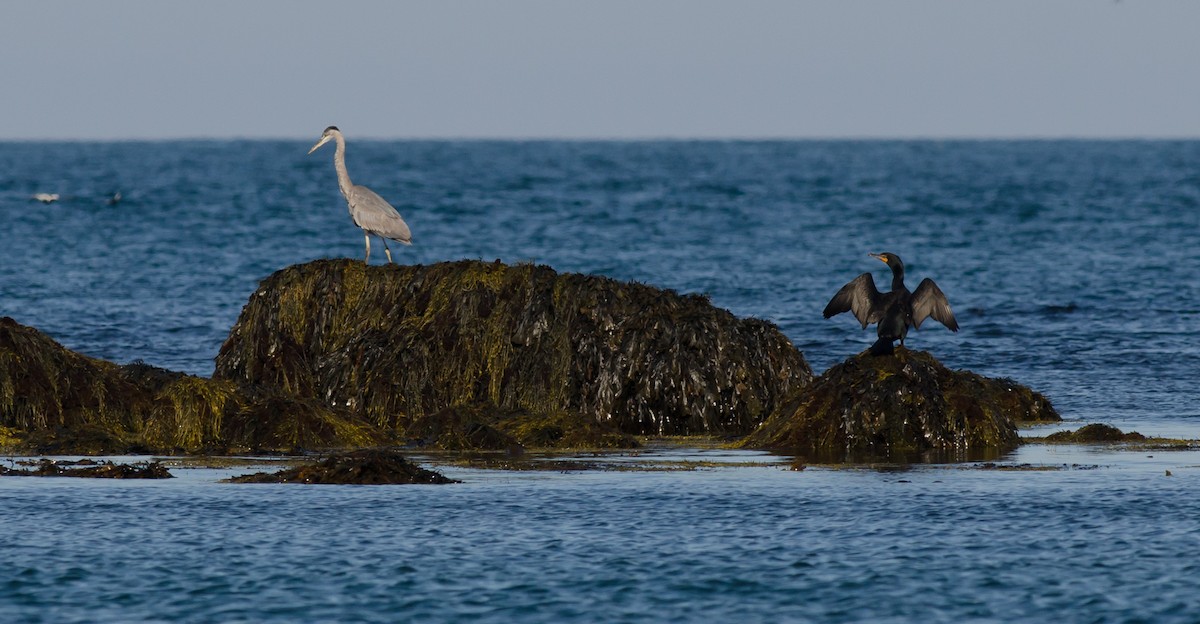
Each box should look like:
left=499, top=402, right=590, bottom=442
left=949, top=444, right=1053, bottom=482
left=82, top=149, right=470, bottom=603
left=226, top=448, right=458, bottom=484
left=214, top=259, right=811, bottom=438
left=740, top=348, right=1059, bottom=457
left=0, top=317, right=387, bottom=454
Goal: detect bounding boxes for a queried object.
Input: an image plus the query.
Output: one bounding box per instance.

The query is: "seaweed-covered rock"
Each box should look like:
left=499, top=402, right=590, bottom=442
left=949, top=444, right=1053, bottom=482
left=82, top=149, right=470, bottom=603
left=0, top=316, right=150, bottom=441
left=226, top=448, right=457, bottom=484
left=1045, top=424, right=1144, bottom=443
left=214, top=259, right=811, bottom=437
left=0, top=317, right=386, bottom=454
left=740, top=349, right=1059, bottom=456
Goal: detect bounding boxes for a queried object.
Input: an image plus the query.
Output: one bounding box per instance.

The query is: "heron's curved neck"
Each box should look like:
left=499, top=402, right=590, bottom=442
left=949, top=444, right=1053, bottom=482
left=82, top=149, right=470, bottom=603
left=332, top=133, right=352, bottom=197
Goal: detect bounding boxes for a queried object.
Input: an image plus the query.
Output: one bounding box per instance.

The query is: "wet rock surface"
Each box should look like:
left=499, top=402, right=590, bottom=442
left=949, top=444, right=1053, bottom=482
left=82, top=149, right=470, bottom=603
left=214, top=259, right=811, bottom=438
left=740, top=348, right=1060, bottom=457
left=226, top=448, right=458, bottom=484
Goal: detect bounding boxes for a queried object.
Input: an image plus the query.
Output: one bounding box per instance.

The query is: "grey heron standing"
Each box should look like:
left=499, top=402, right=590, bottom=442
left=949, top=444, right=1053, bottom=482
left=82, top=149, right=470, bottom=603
left=308, top=126, right=412, bottom=264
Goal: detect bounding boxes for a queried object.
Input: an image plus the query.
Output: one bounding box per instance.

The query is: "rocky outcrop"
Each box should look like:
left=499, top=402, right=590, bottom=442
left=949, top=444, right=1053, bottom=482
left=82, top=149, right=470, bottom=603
left=214, top=259, right=811, bottom=438
left=0, top=259, right=811, bottom=454
left=740, top=348, right=1059, bottom=458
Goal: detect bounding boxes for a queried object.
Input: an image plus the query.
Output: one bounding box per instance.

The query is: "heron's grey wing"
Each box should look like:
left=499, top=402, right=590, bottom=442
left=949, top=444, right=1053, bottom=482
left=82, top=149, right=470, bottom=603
left=348, top=184, right=412, bottom=244
left=823, top=273, right=881, bottom=329
left=911, top=278, right=958, bottom=331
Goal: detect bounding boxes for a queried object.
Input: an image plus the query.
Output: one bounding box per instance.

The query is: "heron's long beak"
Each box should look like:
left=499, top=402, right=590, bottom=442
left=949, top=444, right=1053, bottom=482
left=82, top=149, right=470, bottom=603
left=308, top=135, right=332, bottom=155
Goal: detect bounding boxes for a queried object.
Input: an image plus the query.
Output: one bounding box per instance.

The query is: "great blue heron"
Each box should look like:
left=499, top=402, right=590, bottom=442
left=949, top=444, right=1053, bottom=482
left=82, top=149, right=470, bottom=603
left=308, top=126, right=412, bottom=264
left=823, top=252, right=958, bottom=355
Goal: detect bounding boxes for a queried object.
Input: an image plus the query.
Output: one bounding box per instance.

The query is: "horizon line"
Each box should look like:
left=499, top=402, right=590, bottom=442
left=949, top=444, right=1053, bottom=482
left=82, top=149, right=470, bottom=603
left=3, top=133, right=1200, bottom=143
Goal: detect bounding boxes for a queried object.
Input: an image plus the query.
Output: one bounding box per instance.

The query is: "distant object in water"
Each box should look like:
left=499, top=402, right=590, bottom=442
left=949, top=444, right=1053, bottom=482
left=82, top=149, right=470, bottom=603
left=107, top=192, right=122, bottom=205
left=307, top=126, right=412, bottom=264
left=32, top=193, right=59, bottom=204
left=823, top=252, right=958, bottom=355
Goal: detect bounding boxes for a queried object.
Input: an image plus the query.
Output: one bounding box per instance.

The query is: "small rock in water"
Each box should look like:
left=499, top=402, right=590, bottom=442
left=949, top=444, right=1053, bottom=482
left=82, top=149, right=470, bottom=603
left=225, top=448, right=457, bottom=485
left=1045, top=423, right=1145, bottom=443
left=0, top=459, right=172, bottom=479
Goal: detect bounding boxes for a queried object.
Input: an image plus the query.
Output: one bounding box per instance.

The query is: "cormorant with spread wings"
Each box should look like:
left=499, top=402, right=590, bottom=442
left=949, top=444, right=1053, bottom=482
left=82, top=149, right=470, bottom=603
left=823, top=252, right=958, bottom=355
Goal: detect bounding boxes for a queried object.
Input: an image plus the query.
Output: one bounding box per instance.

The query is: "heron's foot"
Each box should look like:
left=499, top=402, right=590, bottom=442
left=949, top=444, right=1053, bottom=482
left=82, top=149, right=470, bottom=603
left=385, top=248, right=394, bottom=264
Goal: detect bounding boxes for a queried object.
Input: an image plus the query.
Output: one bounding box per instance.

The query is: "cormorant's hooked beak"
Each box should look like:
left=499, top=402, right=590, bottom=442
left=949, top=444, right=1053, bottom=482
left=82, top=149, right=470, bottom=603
left=869, top=252, right=887, bottom=264
left=307, top=134, right=333, bottom=155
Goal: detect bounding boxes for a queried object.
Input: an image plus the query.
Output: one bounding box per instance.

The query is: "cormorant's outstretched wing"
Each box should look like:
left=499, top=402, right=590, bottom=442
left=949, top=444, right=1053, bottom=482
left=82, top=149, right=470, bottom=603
left=911, top=278, right=958, bottom=331
left=823, top=273, right=882, bottom=329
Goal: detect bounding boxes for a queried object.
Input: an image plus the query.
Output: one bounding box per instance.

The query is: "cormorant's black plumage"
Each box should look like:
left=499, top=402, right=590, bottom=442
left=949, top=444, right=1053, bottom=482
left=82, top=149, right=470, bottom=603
left=823, top=252, right=958, bottom=355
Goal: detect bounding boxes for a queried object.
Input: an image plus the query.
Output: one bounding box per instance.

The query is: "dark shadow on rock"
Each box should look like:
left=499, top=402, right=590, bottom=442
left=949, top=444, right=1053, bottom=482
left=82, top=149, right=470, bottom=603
left=213, top=259, right=812, bottom=439
left=739, top=348, right=1060, bottom=459
left=225, top=448, right=458, bottom=484
left=403, top=402, right=524, bottom=451
left=403, top=401, right=639, bottom=451
left=21, top=424, right=151, bottom=456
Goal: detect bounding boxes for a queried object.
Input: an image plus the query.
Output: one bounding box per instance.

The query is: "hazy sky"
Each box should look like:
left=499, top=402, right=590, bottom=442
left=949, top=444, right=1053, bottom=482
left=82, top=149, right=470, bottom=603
left=3, top=0, right=1198, bottom=140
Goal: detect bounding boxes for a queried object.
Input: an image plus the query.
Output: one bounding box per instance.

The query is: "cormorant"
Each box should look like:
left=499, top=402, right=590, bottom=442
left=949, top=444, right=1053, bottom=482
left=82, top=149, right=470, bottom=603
left=823, top=252, right=958, bottom=355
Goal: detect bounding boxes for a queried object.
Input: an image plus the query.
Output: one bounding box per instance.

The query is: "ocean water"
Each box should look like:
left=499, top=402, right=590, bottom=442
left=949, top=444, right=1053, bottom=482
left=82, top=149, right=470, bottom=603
left=1, top=140, right=1199, bottom=622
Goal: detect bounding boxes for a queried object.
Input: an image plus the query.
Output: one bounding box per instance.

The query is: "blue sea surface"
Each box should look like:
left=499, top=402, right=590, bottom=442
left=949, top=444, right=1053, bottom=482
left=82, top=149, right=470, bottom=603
left=1, top=140, right=1199, bottom=622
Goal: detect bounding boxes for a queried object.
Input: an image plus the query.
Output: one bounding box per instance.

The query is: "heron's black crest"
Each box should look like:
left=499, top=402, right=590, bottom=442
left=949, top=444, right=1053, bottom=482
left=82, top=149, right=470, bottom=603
left=324, top=125, right=339, bottom=132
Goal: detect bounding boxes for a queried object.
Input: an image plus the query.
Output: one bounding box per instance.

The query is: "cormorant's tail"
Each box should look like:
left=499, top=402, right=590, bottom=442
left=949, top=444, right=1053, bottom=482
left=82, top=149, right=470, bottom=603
left=869, top=337, right=895, bottom=356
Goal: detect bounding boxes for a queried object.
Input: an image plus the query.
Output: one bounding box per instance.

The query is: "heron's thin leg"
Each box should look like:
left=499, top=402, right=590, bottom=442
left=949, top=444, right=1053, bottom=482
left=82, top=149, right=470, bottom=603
left=383, top=239, right=393, bottom=264
left=364, top=233, right=371, bottom=264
